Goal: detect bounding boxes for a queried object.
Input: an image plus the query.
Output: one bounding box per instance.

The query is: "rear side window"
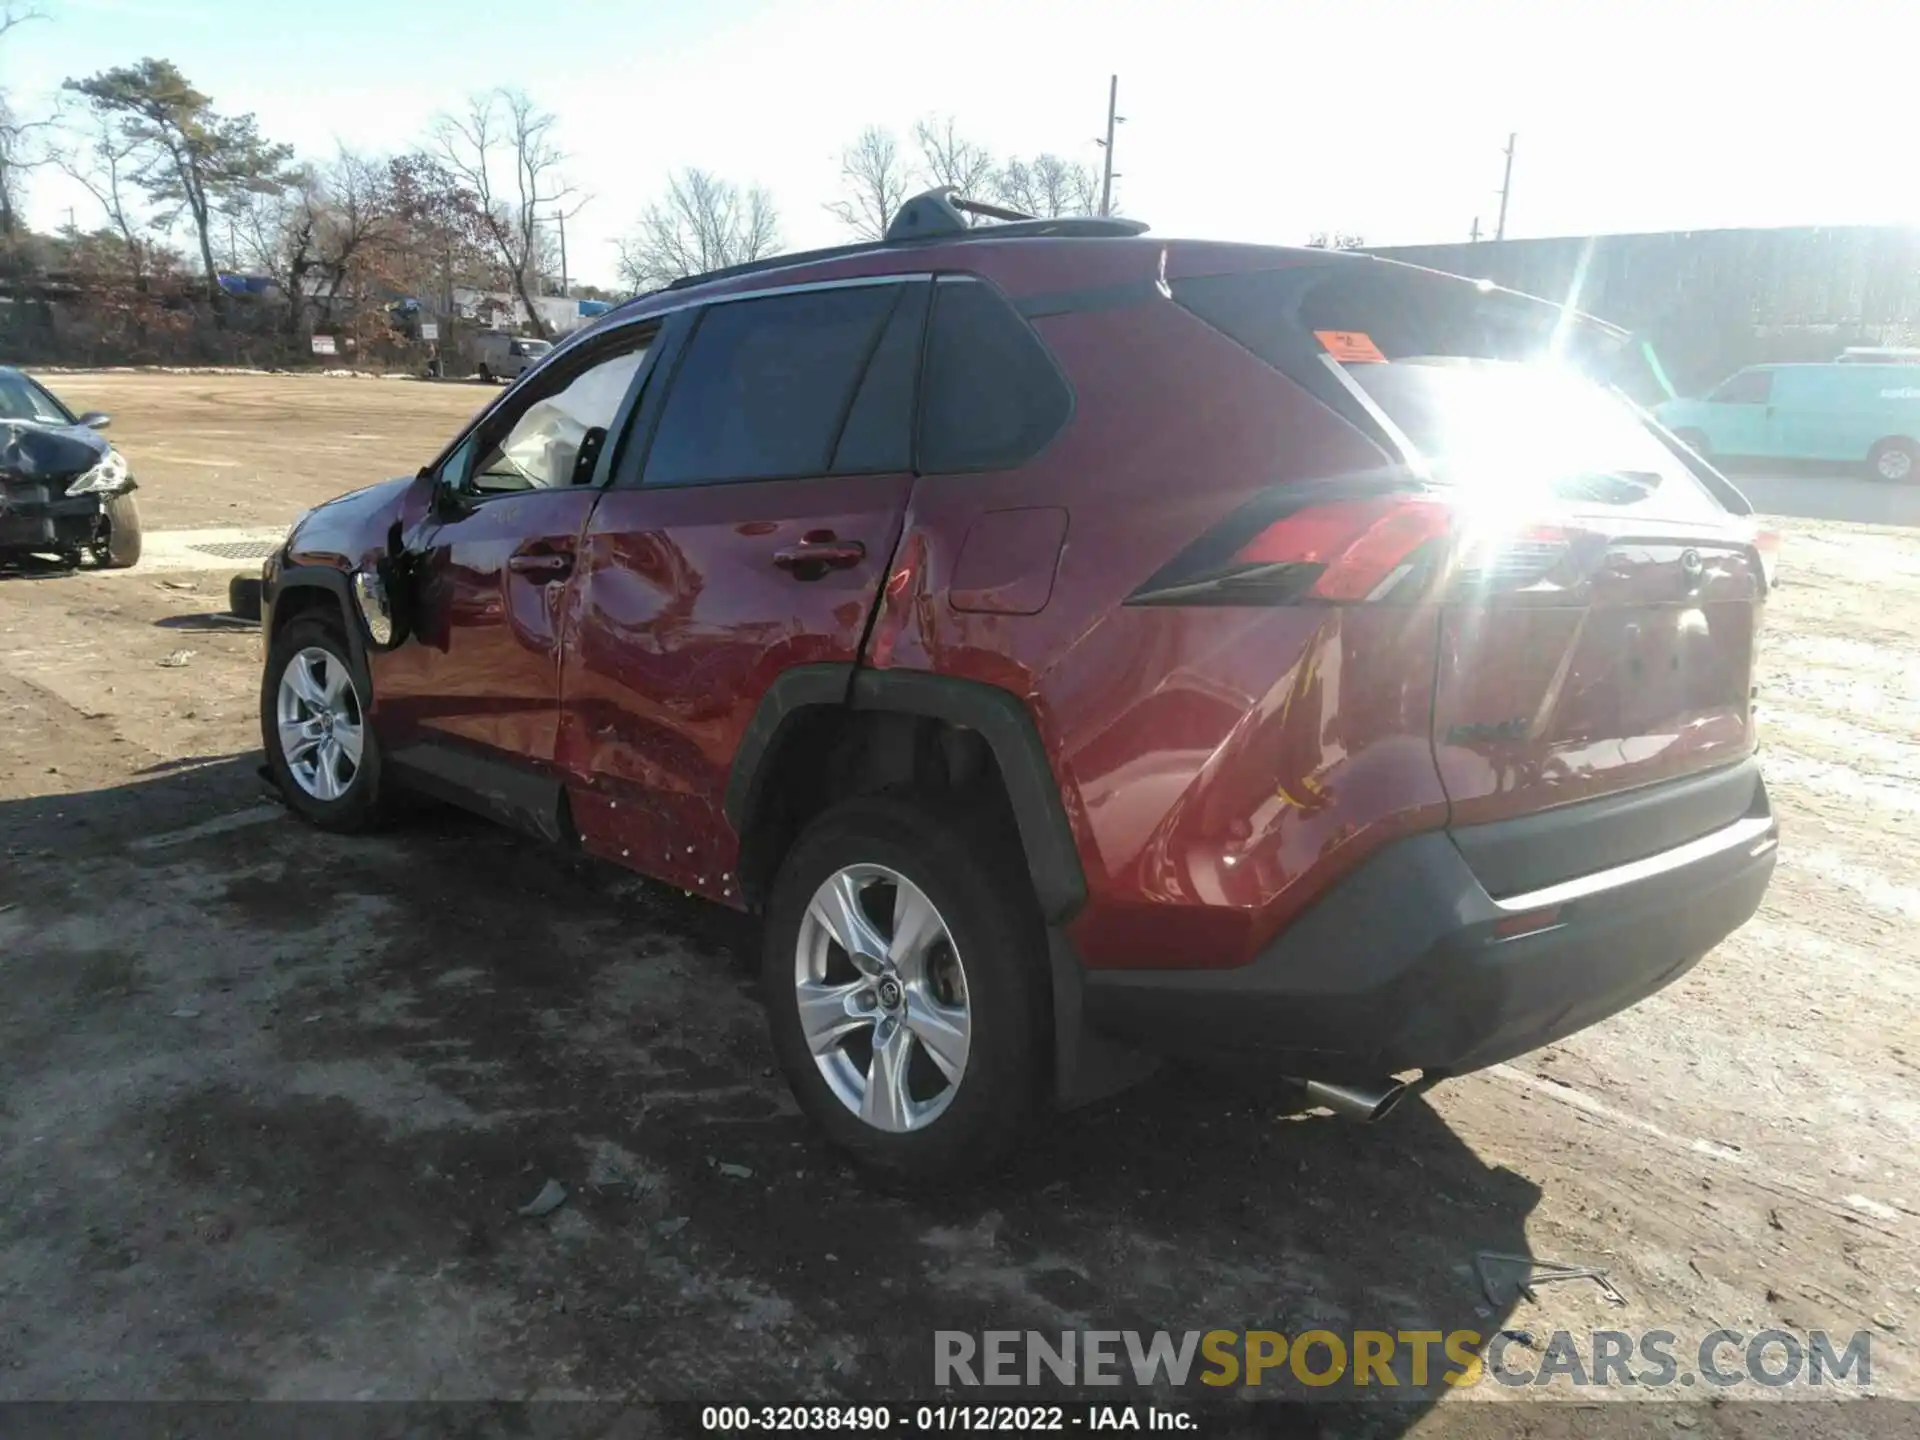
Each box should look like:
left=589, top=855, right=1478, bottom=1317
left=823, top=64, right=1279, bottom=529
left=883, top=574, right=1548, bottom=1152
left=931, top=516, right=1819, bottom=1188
left=1710, top=369, right=1773, bottom=404
left=645, top=285, right=898, bottom=486
left=917, top=278, right=1071, bottom=473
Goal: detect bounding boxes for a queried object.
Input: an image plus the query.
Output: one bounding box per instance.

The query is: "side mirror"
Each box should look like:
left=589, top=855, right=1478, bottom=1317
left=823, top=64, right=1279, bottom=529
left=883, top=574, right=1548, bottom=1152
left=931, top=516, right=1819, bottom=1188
left=432, top=479, right=475, bottom=521
left=78, top=411, right=112, bottom=430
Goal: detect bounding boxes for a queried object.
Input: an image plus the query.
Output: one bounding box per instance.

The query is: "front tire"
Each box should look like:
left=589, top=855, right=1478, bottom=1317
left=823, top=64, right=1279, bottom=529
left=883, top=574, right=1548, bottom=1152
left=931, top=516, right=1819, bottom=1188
left=1868, top=437, right=1917, bottom=483
left=94, top=492, right=143, bottom=569
left=261, top=616, right=388, bottom=832
left=762, top=796, right=1050, bottom=1182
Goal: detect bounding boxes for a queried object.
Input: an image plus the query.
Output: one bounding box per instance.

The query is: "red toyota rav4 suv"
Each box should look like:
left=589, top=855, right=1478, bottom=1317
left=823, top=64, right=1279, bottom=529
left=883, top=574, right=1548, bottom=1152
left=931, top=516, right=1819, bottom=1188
left=259, top=191, right=1778, bottom=1180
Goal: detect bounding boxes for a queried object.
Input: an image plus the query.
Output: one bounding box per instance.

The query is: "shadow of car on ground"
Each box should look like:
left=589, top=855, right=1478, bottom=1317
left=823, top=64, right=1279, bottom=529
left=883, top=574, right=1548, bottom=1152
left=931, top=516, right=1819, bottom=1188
left=1, top=756, right=1540, bottom=1425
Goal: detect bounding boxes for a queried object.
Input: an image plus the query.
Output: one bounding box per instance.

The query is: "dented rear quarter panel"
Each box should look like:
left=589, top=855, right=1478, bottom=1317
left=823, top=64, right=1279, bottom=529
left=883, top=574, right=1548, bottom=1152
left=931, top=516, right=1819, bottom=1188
left=868, top=247, right=1452, bottom=972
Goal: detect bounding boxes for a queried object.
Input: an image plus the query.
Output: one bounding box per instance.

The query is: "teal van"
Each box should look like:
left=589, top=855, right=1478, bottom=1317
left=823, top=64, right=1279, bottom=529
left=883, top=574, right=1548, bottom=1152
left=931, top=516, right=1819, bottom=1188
left=1655, top=364, right=1920, bottom=481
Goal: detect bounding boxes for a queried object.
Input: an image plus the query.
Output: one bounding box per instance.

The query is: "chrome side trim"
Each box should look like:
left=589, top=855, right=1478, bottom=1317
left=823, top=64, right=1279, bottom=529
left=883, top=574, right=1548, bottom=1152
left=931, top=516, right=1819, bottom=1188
left=1492, top=813, right=1777, bottom=912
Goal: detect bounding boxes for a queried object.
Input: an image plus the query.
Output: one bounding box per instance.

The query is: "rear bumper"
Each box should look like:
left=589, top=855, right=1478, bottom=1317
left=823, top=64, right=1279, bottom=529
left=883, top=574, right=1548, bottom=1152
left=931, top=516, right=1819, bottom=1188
left=1080, top=780, right=1778, bottom=1080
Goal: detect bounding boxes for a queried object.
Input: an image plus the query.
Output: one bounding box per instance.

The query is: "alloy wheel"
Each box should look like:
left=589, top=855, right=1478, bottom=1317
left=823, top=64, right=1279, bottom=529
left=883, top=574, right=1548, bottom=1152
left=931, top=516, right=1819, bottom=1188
left=793, top=863, right=972, bottom=1133
left=275, top=646, right=365, bottom=802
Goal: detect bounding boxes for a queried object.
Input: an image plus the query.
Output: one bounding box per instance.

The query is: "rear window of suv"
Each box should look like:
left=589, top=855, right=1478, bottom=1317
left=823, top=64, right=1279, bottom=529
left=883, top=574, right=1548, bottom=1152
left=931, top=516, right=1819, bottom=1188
left=1173, top=263, right=1731, bottom=515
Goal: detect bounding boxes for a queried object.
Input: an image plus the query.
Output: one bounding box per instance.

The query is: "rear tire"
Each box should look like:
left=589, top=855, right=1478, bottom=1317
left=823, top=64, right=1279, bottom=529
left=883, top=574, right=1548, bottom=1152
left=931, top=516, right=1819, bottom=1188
left=762, top=795, right=1051, bottom=1183
left=261, top=615, right=389, bottom=833
left=93, top=492, right=143, bottom=569
left=1868, top=437, right=1917, bottom=483
left=477, top=363, right=494, bottom=383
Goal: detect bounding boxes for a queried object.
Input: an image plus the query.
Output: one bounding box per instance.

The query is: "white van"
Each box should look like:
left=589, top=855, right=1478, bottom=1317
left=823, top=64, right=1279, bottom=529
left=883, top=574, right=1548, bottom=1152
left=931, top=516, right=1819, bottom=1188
left=470, top=331, right=553, bottom=383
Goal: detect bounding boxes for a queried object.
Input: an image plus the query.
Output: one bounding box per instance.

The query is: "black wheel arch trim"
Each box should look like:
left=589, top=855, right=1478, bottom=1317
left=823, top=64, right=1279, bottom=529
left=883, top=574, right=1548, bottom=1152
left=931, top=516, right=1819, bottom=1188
left=265, top=564, right=371, bottom=691
left=725, top=665, right=1090, bottom=924
left=722, top=662, right=858, bottom=835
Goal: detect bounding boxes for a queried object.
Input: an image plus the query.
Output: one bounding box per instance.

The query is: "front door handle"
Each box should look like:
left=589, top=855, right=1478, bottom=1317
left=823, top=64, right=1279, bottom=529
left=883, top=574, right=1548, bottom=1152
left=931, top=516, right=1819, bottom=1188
left=772, top=540, right=865, bottom=575
left=509, top=551, right=573, bottom=581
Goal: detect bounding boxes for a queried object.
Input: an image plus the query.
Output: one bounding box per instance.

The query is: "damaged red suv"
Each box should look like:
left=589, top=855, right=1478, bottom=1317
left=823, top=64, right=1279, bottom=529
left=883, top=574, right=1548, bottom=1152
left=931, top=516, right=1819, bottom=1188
left=259, top=190, right=1778, bottom=1179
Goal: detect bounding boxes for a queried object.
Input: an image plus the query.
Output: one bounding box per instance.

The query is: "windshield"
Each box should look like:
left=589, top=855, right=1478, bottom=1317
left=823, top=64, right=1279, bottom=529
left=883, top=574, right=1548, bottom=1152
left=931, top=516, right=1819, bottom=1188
left=0, top=373, right=71, bottom=424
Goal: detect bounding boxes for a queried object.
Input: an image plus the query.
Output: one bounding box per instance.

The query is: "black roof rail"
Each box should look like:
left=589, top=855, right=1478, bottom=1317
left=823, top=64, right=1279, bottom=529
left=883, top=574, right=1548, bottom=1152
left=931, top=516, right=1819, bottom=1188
left=656, top=186, right=1147, bottom=294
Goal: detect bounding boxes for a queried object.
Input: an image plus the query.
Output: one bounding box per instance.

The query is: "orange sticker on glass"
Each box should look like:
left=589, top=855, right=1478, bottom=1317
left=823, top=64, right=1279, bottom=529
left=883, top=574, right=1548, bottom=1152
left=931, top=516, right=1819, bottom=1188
left=1314, top=330, right=1388, bottom=363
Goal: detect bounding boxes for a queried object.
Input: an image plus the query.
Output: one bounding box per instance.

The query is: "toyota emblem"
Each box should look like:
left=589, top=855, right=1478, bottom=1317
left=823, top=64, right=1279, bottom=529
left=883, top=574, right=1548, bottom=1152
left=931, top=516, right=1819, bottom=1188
left=1680, top=549, right=1705, bottom=582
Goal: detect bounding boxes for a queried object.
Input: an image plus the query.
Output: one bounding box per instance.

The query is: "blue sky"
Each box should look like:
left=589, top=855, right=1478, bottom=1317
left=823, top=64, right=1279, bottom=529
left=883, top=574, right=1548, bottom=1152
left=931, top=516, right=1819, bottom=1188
left=10, top=0, right=1909, bottom=287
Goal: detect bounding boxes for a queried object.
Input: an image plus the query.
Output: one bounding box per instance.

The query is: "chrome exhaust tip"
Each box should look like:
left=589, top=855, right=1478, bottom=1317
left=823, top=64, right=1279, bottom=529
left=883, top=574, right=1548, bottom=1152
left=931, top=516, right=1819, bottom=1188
left=1299, top=1077, right=1413, bottom=1124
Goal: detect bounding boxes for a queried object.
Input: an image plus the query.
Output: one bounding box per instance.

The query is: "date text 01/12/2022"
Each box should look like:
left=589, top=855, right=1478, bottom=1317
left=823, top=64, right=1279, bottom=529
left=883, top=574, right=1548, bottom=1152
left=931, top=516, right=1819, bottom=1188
left=699, top=1404, right=1199, bottom=1431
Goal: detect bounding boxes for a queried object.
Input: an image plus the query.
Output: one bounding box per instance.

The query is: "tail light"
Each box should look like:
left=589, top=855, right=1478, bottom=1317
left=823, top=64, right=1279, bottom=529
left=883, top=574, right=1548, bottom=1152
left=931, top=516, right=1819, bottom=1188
left=1129, top=488, right=1580, bottom=607
left=1128, top=491, right=1454, bottom=607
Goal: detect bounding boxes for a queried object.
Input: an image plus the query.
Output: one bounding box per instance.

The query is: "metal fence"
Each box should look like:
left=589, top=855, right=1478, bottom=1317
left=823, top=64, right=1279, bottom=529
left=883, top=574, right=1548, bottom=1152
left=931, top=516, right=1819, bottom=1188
left=1368, top=225, right=1920, bottom=396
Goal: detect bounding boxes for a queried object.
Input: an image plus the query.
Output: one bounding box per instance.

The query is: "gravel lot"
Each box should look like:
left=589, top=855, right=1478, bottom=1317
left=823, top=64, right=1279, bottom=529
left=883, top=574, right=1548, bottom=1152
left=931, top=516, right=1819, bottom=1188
left=1, top=373, right=1915, bottom=1433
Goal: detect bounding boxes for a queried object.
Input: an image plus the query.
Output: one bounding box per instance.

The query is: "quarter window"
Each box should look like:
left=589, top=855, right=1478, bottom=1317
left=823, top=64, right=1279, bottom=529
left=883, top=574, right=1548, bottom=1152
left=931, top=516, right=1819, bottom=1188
left=917, top=278, right=1071, bottom=473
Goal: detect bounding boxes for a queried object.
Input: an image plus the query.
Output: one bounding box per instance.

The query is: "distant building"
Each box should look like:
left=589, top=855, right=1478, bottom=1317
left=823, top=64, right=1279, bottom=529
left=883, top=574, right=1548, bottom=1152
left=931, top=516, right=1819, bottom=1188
left=446, top=286, right=608, bottom=335
left=1367, top=223, right=1920, bottom=393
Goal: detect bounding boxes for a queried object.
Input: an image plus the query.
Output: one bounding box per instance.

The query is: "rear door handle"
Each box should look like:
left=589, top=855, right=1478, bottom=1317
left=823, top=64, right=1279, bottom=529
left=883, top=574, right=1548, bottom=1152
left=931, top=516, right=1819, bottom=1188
left=772, top=540, right=865, bottom=574
left=509, top=551, right=573, bottom=580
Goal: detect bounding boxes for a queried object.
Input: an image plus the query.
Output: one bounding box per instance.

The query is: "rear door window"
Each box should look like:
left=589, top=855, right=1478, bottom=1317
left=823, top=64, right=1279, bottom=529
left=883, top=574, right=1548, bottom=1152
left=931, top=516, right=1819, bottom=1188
left=644, top=285, right=899, bottom=486
left=917, top=278, right=1071, bottom=473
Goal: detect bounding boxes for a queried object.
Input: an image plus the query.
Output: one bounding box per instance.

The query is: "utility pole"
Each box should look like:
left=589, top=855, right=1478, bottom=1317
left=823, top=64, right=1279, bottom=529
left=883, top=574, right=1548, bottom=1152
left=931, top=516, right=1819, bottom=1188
left=1095, top=75, right=1123, bottom=217
left=1495, top=132, right=1516, bottom=242
left=62, top=206, right=77, bottom=236
left=1470, top=215, right=1482, bottom=244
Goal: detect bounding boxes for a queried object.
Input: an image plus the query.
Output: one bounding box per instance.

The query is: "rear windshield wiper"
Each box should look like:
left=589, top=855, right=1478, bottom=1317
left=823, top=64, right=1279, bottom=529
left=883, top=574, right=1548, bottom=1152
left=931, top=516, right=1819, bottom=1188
left=1551, top=469, right=1661, bottom=504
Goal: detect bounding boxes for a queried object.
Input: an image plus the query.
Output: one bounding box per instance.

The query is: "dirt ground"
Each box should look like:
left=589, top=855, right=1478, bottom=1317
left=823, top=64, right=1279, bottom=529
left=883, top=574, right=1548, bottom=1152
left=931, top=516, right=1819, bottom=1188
left=1, top=373, right=1916, bottom=1432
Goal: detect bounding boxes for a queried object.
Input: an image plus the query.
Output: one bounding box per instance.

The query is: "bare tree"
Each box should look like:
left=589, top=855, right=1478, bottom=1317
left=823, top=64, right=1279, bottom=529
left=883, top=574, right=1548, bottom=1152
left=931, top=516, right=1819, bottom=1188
left=430, top=89, right=580, bottom=337
left=0, top=5, right=53, bottom=239
left=225, top=167, right=317, bottom=331
left=1306, top=231, right=1366, bottom=250
left=308, top=149, right=399, bottom=325
left=223, top=148, right=405, bottom=340
left=53, top=104, right=149, bottom=274
left=825, top=125, right=911, bottom=240
left=993, top=153, right=1100, bottom=218
left=616, top=167, right=779, bottom=292
left=913, top=116, right=995, bottom=208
